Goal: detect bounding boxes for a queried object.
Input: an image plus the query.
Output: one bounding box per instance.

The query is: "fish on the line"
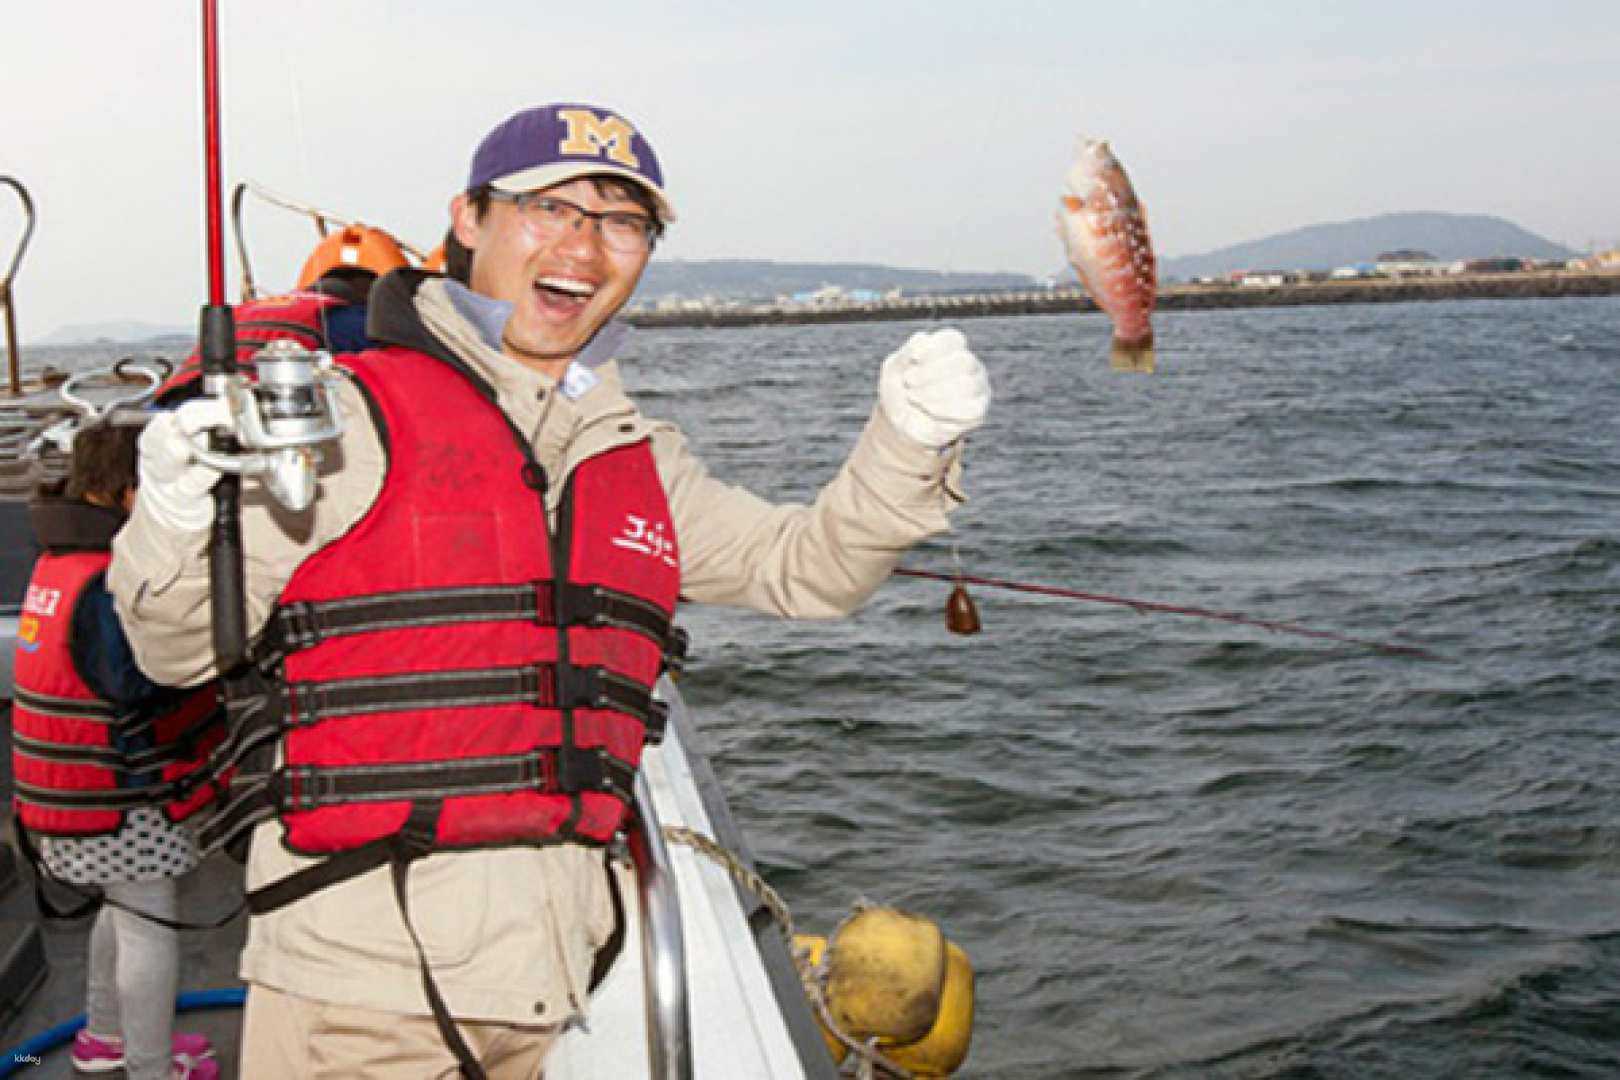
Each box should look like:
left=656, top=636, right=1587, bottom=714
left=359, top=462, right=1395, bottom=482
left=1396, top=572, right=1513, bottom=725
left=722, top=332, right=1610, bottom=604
left=1056, top=137, right=1158, bottom=373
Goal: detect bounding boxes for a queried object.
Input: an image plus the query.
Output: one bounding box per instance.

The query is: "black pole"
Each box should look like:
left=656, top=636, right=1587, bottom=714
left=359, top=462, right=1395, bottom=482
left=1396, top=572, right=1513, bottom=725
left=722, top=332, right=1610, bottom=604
left=199, top=0, right=246, bottom=671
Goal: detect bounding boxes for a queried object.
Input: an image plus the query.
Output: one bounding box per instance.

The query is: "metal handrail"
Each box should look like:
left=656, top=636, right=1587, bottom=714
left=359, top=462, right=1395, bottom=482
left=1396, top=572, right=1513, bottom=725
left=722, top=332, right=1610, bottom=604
left=626, top=770, right=694, bottom=1079
left=230, top=179, right=432, bottom=301
left=2, top=175, right=38, bottom=396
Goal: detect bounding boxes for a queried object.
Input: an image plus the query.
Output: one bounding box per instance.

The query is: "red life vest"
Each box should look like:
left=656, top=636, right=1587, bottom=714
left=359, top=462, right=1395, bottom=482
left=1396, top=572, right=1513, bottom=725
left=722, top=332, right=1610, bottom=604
left=156, top=290, right=345, bottom=404
left=198, top=345, right=683, bottom=867
left=11, top=551, right=225, bottom=836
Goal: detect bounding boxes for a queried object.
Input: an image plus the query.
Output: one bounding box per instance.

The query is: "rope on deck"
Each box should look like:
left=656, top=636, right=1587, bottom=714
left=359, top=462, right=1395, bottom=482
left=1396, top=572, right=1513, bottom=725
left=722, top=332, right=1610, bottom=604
left=661, top=825, right=913, bottom=1080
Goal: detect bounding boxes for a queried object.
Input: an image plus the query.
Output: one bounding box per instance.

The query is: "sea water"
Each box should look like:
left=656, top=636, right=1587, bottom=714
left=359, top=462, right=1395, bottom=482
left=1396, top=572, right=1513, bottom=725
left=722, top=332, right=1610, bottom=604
left=640, top=297, right=1620, bottom=1078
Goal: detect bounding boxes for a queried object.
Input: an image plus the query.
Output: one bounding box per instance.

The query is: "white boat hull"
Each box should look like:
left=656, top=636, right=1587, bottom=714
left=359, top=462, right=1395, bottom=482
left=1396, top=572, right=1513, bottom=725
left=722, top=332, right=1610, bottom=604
left=550, top=681, right=829, bottom=1078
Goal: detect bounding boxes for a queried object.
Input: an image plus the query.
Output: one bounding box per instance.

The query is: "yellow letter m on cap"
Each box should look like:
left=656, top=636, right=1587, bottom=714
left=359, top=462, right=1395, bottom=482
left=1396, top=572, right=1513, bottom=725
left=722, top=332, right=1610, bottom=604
left=557, top=109, right=641, bottom=169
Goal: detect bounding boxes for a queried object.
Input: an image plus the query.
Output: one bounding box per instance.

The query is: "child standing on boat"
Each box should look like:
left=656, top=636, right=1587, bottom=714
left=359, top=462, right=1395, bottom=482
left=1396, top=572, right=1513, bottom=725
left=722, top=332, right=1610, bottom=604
left=11, top=423, right=219, bottom=1080
left=110, top=101, right=991, bottom=1078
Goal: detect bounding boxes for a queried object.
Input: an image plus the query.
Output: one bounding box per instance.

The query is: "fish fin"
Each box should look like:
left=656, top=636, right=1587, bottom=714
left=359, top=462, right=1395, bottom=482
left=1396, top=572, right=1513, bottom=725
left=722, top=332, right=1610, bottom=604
left=1109, top=341, right=1155, bottom=373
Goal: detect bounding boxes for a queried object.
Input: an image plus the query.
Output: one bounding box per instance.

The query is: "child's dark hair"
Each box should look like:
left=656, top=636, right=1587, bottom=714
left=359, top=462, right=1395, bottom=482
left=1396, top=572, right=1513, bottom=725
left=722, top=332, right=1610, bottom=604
left=65, top=422, right=140, bottom=503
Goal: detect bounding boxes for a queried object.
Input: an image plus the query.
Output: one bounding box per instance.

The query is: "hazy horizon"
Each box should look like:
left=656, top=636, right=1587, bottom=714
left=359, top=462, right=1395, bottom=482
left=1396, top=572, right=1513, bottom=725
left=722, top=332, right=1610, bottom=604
left=15, top=208, right=1600, bottom=346
left=3, top=2, right=1617, bottom=340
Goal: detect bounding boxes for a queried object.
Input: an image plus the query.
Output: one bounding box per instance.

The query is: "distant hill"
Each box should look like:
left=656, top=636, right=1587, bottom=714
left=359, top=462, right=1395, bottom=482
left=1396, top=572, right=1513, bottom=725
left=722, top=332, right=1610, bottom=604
left=634, top=259, right=1035, bottom=303
left=33, top=214, right=1585, bottom=343
left=33, top=320, right=191, bottom=348
left=1160, top=213, right=1577, bottom=280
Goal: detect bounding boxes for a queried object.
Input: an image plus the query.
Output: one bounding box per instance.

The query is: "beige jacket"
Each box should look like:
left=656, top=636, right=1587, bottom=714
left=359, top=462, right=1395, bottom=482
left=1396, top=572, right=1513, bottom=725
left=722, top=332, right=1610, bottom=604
left=109, top=275, right=967, bottom=1025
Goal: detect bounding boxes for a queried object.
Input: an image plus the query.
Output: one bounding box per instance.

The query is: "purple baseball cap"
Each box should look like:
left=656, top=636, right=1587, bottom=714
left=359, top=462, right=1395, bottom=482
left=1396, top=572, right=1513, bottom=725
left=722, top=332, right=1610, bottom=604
left=467, top=103, right=676, bottom=223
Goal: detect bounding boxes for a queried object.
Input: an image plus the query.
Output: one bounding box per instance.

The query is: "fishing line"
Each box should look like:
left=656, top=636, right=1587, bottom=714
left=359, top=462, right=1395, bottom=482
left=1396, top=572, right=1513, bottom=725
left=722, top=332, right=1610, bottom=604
left=894, top=566, right=1439, bottom=660
left=930, top=80, right=1006, bottom=625
left=280, top=20, right=343, bottom=351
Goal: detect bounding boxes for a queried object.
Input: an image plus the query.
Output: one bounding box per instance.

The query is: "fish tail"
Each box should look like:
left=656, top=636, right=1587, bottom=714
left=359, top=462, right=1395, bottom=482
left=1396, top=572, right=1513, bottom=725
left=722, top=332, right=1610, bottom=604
left=1110, top=333, right=1155, bottom=373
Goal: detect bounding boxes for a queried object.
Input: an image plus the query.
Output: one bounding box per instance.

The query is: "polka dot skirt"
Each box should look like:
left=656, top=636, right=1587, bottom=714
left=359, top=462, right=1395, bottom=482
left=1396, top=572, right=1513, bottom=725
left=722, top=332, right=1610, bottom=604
left=41, top=806, right=200, bottom=885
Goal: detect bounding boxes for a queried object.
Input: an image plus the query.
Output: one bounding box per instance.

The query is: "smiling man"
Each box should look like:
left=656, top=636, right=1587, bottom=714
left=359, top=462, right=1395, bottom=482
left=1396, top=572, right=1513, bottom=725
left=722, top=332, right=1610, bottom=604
left=110, top=101, right=991, bottom=1078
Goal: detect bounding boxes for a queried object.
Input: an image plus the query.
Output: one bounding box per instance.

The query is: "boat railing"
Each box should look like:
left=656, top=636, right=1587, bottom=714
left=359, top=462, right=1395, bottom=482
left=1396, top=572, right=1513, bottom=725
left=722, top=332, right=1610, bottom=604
left=2, top=176, right=38, bottom=396
left=231, top=180, right=433, bottom=302
left=626, top=769, right=694, bottom=1080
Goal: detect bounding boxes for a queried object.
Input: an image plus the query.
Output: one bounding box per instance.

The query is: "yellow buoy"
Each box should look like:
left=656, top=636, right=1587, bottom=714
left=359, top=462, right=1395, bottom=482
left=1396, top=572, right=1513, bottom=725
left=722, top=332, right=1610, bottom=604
left=825, top=907, right=946, bottom=1046
left=883, top=940, right=976, bottom=1077
left=792, top=934, right=848, bottom=1065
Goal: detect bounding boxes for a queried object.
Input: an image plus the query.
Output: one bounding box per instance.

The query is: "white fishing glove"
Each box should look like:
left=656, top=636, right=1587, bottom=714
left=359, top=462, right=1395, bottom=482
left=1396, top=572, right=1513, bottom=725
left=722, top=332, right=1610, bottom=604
left=878, top=328, right=991, bottom=449
left=136, top=396, right=233, bottom=532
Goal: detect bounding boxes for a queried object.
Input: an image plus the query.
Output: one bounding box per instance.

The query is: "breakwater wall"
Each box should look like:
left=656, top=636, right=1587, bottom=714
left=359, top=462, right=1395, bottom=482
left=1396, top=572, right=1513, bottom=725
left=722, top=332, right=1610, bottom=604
left=624, top=271, right=1620, bottom=330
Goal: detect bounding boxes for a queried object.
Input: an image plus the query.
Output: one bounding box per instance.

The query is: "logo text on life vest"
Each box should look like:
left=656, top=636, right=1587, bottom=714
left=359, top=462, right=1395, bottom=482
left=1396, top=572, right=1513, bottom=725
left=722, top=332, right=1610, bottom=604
left=24, top=584, right=61, bottom=618
left=612, top=514, right=676, bottom=568
left=557, top=110, right=641, bottom=170
left=20, top=585, right=62, bottom=652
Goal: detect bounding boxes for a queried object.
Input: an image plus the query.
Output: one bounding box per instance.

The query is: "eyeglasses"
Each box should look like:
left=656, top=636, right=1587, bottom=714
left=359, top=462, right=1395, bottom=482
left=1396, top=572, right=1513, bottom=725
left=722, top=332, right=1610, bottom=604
left=489, top=191, right=659, bottom=254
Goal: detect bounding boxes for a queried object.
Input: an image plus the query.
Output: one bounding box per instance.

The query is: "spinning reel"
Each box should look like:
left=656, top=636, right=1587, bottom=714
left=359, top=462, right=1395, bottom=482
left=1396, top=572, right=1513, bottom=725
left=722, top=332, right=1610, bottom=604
left=189, top=338, right=344, bottom=512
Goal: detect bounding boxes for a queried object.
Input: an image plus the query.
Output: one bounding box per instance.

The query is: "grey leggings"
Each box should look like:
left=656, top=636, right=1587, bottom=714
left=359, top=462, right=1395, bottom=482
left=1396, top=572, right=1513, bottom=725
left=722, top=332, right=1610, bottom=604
left=85, top=878, right=180, bottom=1080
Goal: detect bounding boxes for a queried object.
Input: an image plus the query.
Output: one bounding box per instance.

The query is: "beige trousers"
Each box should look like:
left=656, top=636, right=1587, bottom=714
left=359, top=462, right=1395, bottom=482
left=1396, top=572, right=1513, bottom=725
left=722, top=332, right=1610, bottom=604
left=240, top=983, right=561, bottom=1079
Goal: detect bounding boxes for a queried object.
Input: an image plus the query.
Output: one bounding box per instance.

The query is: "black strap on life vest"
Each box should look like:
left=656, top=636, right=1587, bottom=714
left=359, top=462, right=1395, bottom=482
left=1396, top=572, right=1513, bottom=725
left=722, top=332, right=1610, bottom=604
left=244, top=801, right=487, bottom=1079
left=11, top=686, right=119, bottom=722
left=11, top=703, right=224, bottom=774
left=258, top=580, right=682, bottom=665
left=10, top=705, right=227, bottom=822
left=210, top=740, right=634, bottom=866
left=280, top=661, right=666, bottom=735
left=278, top=746, right=637, bottom=811
left=12, top=731, right=200, bottom=777
left=191, top=657, right=656, bottom=857
left=391, top=802, right=486, bottom=1080
left=587, top=854, right=627, bottom=993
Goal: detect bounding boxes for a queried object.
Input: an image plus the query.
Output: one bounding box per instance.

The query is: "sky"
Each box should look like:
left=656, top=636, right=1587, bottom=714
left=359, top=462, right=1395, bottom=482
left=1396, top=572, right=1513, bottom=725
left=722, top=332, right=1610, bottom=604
left=2, top=0, right=1618, bottom=341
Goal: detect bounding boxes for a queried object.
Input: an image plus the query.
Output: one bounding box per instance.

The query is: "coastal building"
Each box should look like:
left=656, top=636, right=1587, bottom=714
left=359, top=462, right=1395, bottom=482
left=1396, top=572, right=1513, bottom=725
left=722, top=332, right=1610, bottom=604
left=1569, top=249, right=1620, bottom=271
left=1375, top=250, right=1445, bottom=278
left=1449, top=257, right=1526, bottom=275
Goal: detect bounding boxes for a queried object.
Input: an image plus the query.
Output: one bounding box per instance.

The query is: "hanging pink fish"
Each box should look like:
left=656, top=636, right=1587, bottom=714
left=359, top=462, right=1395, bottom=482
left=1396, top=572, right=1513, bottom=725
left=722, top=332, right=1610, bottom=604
left=1056, top=138, right=1157, bottom=372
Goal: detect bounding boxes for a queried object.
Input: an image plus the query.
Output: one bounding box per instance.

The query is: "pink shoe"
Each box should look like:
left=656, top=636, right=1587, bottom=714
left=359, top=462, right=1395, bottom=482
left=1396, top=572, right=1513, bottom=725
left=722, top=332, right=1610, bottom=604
left=70, top=1029, right=216, bottom=1073
left=172, top=1051, right=221, bottom=1080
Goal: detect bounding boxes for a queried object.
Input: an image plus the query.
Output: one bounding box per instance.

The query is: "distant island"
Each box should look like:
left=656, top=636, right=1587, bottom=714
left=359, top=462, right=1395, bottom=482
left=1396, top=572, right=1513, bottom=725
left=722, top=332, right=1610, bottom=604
left=1157, top=211, right=1579, bottom=281
left=26, top=212, right=1614, bottom=345
left=627, top=213, right=1588, bottom=308
left=31, top=319, right=193, bottom=349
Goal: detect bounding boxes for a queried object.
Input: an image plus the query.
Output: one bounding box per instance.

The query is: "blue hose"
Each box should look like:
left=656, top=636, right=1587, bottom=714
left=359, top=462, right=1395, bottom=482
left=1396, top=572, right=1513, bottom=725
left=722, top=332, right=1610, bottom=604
left=0, top=987, right=245, bottom=1077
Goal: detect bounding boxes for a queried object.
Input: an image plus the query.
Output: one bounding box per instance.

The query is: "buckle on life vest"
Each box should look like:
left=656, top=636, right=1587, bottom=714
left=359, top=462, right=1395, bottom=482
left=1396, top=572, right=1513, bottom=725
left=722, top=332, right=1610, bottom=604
left=663, top=625, right=690, bottom=676
left=554, top=582, right=605, bottom=628
left=278, top=602, right=324, bottom=652
left=556, top=664, right=606, bottom=710
left=278, top=765, right=346, bottom=813
left=255, top=603, right=320, bottom=668
left=554, top=745, right=617, bottom=795
left=393, top=801, right=441, bottom=861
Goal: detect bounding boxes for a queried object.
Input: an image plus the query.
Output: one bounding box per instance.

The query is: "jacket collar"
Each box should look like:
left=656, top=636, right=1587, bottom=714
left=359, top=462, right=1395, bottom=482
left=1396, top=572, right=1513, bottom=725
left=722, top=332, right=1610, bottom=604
left=28, top=492, right=126, bottom=553
left=365, top=268, right=630, bottom=385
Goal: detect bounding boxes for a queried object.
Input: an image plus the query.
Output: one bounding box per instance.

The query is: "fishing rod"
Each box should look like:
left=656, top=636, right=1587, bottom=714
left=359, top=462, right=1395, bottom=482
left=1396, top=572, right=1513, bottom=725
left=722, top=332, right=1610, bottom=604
left=198, top=0, right=248, bottom=671
left=895, top=567, right=1439, bottom=660
left=194, top=3, right=346, bottom=667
